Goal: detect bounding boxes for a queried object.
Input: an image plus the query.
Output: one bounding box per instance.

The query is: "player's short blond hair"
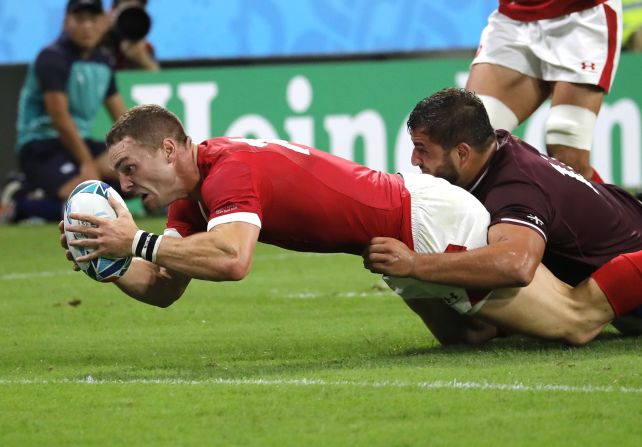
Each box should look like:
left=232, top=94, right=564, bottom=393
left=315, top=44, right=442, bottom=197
left=106, top=104, right=188, bottom=151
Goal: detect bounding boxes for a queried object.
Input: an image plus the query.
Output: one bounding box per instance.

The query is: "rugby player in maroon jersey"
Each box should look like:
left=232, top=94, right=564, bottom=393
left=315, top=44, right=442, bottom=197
left=365, top=88, right=642, bottom=343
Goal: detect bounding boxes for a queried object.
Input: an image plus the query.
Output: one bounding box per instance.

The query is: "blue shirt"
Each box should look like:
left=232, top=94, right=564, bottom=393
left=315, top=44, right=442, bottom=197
left=16, top=33, right=117, bottom=150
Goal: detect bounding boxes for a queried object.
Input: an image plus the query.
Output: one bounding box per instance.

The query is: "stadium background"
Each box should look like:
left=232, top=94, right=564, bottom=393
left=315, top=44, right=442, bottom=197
left=0, top=0, right=641, bottom=187
left=2, top=3, right=642, bottom=445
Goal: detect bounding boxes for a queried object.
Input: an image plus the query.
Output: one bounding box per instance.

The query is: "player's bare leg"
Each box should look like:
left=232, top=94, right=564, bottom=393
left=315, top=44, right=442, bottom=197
left=547, top=81, right=605, bottom=181
left=466, top=63, right=550, bottom=127
left=477, top=264, right=613, bottom=345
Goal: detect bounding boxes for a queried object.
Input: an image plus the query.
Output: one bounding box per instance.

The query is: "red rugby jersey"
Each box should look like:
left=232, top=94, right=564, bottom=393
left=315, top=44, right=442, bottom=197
left=166, top=137, right=413, bottom=255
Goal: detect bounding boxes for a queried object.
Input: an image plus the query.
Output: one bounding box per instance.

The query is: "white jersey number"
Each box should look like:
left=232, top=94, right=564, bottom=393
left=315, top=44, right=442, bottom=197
left=229, top=138, right=310, bottom=155
left=541, top=155, right=599, bottom=195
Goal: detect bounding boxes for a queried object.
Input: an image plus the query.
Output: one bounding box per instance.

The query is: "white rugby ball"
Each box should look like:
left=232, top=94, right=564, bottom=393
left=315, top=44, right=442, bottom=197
left=63, top=180, right=132, bottom=282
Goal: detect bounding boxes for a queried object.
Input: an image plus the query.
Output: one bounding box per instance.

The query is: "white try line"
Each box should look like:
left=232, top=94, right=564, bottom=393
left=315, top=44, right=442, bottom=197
left=1, top=377, right=641, bottom=395
left=280, top=290, right=393, bottom=299
left=0, top=253, right=338, bottom=282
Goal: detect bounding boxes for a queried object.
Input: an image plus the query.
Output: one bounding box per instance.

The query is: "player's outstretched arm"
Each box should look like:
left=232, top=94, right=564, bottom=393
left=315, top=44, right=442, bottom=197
left=67, top=197, right=261, bottom=282
left=153, top=221, right=260, bottom=281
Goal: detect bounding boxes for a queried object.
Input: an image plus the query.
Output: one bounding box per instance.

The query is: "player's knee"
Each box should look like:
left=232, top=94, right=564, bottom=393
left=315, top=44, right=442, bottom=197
left=545, top=105, right=597, bottom=152
left=478, top=95, right=519, bottom=131
left=561, top=329, right=594, bottom=346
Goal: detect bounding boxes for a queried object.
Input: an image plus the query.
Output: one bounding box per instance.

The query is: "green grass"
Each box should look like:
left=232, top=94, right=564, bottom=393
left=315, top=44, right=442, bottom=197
left=1, top=219, right=641, bottom=446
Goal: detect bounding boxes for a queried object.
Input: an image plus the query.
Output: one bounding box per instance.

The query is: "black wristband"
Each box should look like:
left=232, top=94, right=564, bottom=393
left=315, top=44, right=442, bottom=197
left=132, top=230, right=163, bottom=263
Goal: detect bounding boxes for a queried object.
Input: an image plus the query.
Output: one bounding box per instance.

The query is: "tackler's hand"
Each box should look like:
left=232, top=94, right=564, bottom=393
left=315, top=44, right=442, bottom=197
left=362, top=237, right=417, bottom=277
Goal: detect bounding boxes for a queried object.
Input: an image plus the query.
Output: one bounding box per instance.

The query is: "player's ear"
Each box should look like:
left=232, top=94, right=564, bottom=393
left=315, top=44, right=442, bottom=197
left=162, top=138, right=175, bottom=161
left=454, top=142, right=472, bottom=165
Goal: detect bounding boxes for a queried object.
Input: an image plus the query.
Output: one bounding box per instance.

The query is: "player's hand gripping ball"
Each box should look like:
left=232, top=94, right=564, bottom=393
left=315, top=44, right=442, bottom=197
left=64, top=180, right=132, bottom=282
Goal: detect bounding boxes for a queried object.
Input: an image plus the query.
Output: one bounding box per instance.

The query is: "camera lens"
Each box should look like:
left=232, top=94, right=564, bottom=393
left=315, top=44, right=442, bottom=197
left=114, top=6, right=151, bottom=41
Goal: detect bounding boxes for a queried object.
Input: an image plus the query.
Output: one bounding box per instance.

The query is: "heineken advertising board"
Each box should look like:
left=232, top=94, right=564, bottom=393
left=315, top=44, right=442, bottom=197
left=95, top=53, right=642, bottom=187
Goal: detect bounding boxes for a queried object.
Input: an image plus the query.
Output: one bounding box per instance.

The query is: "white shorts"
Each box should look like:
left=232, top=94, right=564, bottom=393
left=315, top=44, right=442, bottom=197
left=472, top=0, right=622, bottom=91
left=383, top=173, right=491, bottom=315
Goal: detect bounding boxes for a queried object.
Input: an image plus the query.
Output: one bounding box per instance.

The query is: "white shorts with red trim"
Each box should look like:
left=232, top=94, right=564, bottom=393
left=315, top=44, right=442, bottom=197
left=472, top=0, right=622, bottom=92
left=383, top=173, right=491, bottom=315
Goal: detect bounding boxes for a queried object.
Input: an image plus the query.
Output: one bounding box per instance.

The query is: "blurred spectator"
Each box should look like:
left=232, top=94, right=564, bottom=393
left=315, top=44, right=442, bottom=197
left=0, top=0, right=127, bottom=224
left=623, top=0, right=642, bottom=50
left=101, top=0, right=159, bottom=70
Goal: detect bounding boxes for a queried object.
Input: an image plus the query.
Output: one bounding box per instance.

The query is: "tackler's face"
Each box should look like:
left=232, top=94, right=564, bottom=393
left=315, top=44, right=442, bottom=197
left=109, top=137, right=178, bottom=210
left=410, top=129, right=461, bottom=185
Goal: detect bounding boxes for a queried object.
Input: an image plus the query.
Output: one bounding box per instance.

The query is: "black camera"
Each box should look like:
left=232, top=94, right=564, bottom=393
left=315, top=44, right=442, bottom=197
left=112, top=5, right=151, bottom=41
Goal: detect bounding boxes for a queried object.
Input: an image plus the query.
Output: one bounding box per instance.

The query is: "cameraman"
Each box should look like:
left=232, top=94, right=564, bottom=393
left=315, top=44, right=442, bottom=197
left=102, top=0, right=159, bottom=71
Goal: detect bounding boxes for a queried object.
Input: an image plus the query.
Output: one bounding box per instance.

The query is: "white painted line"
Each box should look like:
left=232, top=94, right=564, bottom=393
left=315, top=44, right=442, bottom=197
left=1, top=377, right=640, bottom=394
left=279, top=290, right=393, bottom=299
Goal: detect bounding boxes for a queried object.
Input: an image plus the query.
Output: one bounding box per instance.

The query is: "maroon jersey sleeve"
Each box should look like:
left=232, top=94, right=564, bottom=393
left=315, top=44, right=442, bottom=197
left=484, top=176, right=551, bottom=241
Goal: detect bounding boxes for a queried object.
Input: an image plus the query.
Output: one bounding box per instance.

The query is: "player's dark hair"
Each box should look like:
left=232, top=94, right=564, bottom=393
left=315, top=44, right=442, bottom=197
left=407, top=88, right=495, bottom=153
left=106, top=104, right=188, bottom=150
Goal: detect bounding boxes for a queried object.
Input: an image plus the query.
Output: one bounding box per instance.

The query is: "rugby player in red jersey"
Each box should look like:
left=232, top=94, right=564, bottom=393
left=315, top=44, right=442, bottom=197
left=467, top=0, right=622, bottom=181
left=61, top=104, right=637, bottom=346
left=364, top=88, right=642, bottom=343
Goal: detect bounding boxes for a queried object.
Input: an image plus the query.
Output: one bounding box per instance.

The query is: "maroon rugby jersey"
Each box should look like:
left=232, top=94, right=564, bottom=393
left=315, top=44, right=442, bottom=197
left=499, top=0, right=607, bottom=21
left=166, top=137, right=413, bottom=255
left=468, top=130, right=642, bottom=285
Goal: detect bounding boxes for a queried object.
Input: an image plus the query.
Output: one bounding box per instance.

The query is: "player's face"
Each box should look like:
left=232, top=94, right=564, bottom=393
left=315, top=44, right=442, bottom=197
left=64, top=11, right=106, bottom=49
left=410, top=130, right=461, bottom=185
left=109, top=137, right=178, bottom=209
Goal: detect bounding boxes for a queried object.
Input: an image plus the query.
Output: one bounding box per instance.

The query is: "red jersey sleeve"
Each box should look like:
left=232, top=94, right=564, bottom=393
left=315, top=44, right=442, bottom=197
left=200, top=160, right=263, bottom=230
left=165, top=198, right=207, bottom=237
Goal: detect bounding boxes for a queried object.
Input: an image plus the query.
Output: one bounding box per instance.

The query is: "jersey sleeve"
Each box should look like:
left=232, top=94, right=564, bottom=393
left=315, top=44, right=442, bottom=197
left=200, top=160, right=262, bottom=231
left=484, top=180, right=551, bottom=241
left=165, top=198, right=207, bottom=237
left=34, top=48, right=70, bottom=93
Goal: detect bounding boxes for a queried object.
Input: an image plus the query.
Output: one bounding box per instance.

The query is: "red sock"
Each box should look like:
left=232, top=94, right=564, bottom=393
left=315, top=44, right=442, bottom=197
left=591, top=252, right=642, bottom=317
left=591, top=169, right=604, bottom=184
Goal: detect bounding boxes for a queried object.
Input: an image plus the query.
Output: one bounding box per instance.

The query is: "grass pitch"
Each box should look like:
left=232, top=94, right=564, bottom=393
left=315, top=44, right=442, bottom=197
left=1, top=219, right=641, bottom=446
